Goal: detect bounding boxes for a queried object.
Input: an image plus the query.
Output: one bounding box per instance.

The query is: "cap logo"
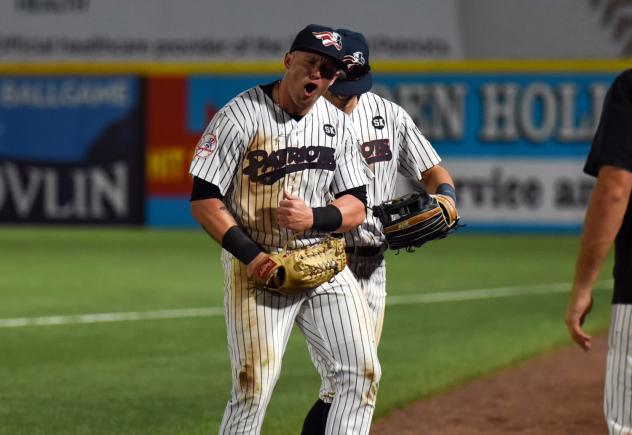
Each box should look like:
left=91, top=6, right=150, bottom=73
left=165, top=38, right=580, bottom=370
left=343, top=51, right=366, bottom=70
left=312, top=31, right=343, bottom=51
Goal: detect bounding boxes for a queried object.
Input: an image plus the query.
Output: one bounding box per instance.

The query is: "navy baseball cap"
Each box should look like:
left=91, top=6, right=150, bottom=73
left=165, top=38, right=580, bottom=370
left=289, top=24, right=345, bottom=68
left=329, top=29, right=373, bottom=96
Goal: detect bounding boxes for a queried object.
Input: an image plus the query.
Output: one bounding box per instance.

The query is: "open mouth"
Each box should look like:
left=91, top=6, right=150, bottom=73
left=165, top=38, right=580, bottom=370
left=304, top=83, right=317, bottom=95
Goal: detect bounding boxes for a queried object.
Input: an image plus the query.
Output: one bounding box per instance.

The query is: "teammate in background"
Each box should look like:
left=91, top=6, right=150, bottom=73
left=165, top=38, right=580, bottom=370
left=565, top=69, right=632, bottom=434
left=189, top=24, right=381, bottom=435
left=300, top=29, right=458, bottom=434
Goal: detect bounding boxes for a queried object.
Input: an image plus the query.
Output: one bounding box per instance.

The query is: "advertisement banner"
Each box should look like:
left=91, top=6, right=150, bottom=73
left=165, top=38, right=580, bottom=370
left=376, top=72, right=616, bottom=230
left=0, top=0, right=460, bottom=62
left=0, top=76, right=144, bottom=224
left=371, top=73, right=612, bottom=157
left=441, top=159, right=594, bottom=230
left=145, top=69, right=618, bottom=230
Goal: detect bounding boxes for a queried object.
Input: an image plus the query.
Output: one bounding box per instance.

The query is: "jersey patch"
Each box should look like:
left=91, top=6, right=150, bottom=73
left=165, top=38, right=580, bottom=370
left=244, top=146, right=336, bottom=185
left=360, top=139, right=392, bottom=164
left=372, top=116, right=385, bottom=129
left=195, top=133, right=218, bottom=158
left=323, top=124, right=336, bottom=137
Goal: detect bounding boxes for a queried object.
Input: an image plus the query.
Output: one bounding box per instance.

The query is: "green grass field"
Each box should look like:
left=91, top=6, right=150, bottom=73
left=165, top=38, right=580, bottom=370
left=0, top=228, right=614, bottom=435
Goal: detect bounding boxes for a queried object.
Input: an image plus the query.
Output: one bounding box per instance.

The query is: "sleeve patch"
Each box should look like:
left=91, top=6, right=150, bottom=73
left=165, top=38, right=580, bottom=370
left=195, top=133, right=218, bottom=159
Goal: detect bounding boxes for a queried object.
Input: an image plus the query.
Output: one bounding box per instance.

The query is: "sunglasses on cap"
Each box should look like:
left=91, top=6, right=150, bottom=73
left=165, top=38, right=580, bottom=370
left=338, top=63, right=371, bottom=81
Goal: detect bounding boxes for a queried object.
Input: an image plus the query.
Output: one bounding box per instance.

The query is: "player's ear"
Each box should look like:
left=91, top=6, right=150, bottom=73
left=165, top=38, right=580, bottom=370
left=283, top=52, right=293, bottom=69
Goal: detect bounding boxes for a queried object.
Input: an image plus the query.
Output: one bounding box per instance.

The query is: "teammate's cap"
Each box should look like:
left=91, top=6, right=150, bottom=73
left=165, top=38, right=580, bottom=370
left=329, top=29, right=373, bottom=97
left=289, top=24, right=346, bottom=67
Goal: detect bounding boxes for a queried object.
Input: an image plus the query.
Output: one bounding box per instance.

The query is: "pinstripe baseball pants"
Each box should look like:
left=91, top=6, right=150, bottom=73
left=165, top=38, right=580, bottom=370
left=605, top=304, right=632, bottom=435
left=301, top=254, right=386, bottom=405
left=219, top=250, right=380, bottom=435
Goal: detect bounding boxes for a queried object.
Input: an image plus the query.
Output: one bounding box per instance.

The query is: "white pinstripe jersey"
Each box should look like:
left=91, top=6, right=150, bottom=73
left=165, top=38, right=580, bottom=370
left=189, top=84, right=370, bottom=251
left=344, top=91, right=441, bottom=248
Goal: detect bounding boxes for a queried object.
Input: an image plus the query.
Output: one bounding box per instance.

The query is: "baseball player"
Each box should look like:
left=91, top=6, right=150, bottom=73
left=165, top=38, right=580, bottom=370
left=565, top=69, right=632, bottom=434
left=189, top=24, right=381, bottom=435
left=299, top=30, right=458, bottom=434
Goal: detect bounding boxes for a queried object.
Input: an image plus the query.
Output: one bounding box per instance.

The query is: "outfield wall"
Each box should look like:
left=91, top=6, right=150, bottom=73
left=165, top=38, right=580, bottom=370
left=0, top=75, right=145, bottom=224
left=0, top=61, right=626, bottom=230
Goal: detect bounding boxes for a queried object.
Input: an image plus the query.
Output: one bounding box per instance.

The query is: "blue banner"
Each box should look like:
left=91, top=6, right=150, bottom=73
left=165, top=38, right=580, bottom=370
left=0, top=76, right=144, bottom=224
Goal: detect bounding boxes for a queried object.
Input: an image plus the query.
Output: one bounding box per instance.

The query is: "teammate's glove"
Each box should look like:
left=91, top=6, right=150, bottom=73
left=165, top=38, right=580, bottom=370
left=373, top=192, right=460, bottom=251
left=251, top=236, right=347, bottom=295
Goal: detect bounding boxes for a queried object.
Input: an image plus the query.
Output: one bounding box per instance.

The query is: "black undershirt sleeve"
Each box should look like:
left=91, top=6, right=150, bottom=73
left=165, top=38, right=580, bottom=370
left=190, top=176, right=224, bottom=201
left=333, top=185, right=367, bottom=207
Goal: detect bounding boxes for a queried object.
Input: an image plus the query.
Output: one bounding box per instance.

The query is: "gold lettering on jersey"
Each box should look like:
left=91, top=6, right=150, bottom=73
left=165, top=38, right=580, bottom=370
left=244, top=146, right=336, bottom=185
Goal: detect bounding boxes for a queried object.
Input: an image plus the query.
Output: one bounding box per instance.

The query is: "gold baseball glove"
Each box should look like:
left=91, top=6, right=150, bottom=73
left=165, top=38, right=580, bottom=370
left=251, top=236, right=347, bottom=295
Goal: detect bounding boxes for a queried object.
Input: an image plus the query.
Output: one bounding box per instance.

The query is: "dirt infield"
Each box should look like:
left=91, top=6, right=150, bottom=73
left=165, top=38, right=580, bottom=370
left=372, top=335, right=608, bottom=435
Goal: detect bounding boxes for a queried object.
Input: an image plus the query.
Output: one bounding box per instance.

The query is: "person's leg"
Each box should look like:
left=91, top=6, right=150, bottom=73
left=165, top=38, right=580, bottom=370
left=219, top=251, right=304, bottom=435
left=349, top=255, right=386, bottom=345
left=298, top=256, right=386, bottom=434
left=604, top=304, right=632, bottom=435
left=296, top=315, right=335, bottom=435
left=300, top=399, right=332, bottom=435
left=299, top=267, right=381, bottom=435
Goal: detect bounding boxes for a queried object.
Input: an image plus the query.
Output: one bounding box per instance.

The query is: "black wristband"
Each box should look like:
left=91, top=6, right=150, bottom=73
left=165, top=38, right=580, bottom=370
left=221, top=226, right=263, bottom=265
left=312, top=204, right=343, bottom=232
left=436, top=183, right=457, bottom=203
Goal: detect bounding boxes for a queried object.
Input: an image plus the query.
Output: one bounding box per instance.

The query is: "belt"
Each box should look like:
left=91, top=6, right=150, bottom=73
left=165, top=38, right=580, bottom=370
left=345, top=245, right=385, bottom=257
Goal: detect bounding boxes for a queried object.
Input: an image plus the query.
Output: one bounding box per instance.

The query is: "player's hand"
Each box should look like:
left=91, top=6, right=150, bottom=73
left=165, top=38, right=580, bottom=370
left=246, top=253, right=283, bottom=289
left=246, top=253, right=271, bottom=278
left=565, top=290, right=594, bottom=351
left=276, top=191, right=314, bottom=231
